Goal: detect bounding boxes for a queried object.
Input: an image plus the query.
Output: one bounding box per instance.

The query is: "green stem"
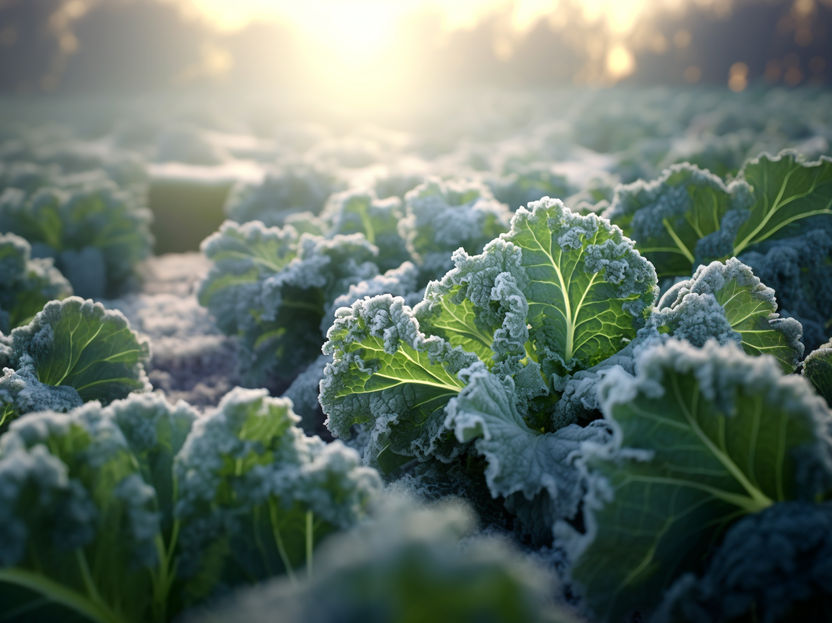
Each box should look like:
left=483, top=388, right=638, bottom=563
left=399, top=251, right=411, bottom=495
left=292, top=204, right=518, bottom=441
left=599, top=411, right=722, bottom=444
left=0, top=405, right=13, bottom=429
left=268, top=499, right=296, bottom=584
left=75, top=550, right=105, bottom=607
left=305, top=511, right=314, bottom=580
left=150, top=517, right=180, bottom=623
left=0, top=568, right=129, bottom=623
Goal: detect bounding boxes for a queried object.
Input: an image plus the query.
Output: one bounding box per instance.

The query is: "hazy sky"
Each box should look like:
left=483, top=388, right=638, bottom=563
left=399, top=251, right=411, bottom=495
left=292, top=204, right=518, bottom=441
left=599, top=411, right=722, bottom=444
left=178, top=0, right=698, bottom=34
left=0, top=0, right=829, bottom=103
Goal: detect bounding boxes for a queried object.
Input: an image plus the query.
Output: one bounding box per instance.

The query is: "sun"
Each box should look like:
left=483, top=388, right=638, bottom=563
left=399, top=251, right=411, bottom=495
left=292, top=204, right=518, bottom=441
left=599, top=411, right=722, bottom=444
left=179, top=0, right=732, bottom=100
left=182, top=0, right=420, bottom=111
left=299, top=3, right=395, bottom=63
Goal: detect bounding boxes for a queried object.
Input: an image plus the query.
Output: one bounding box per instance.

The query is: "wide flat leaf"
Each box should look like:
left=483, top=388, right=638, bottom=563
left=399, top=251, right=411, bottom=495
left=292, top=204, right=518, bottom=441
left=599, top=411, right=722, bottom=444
left=604, top=153, right=832, bottom=279
left=654, top=501, right=832, bottom=623
left=416, top=241, right=531, bottom=378
left=446, top=364, right=608, bottom=520
left=199, top=220, right=379, bottom=382
left=0, top=233, right=72, bottom=333
left=733, top=152, right=832, bottom=254
left=321, top=295, right=475, bottom=468
left=655, top=258, right=803, bottom=370
left=804, top=339, right=832, bottom=407
left=322, top=189, right=409, bottom=271
left=603, top=164, right=748, bottom=278
left=740, top=227, right=832, bottom=352
left=566, top=340, right=832, bottom=622
left=10, top=297, right=150, bottom=405
left=506, top=198, right=657, bottom=376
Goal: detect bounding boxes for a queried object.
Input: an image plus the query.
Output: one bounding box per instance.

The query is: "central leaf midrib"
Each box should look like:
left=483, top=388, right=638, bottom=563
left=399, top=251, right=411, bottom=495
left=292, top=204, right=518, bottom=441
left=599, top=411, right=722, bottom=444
left=618, top=472, right=770, bottom=511
left=360, top=337, right=463, bottom=392
left=525, top=223, right=576, bottom=362
left=218, top=248, right=291, bottom=274
left=437, top=301, right=492, bottom=352
left=56, top=318, right=105, bottom=387
left=369, top=373, right=461, bottom=394
left=733, top=164, right=825, bottom=253
left=661, top=218, right=695, bottom=264
left=670, top=376, right=773, bottom=512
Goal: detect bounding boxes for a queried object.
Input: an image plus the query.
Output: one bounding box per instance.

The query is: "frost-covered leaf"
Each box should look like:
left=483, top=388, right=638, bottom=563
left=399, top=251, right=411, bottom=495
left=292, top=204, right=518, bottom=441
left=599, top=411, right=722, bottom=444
left=175, top=387, right=381, bottom=598
left=198, top=220, right=297, bottom=338
left=506, top=197, right=657, bottom=376
left=1, top=298, right=150, bottom=425
left=321, top=295, right=475, bottom=468
left=654, top=258, right=803, bottom=370
left=803, top=339, right=832, bottom=407
left=733, top=152, right=832, bottom=254
left=565, top=340, right=832, bottom=622
left=322, top=189, right=409, bottom=271
left=416, top=241, right=531, bottom=377
left=446, top=364, right=608, bottom=519
left=401, top=178, right=512, bottom=282
left=654, top=501, right=832, bottom=623
left=0, top=233, right=72, bottom=333
left=108, top=393, right=198, bottom=533
left=554, top=258, right=806, bottom=424
left=0, top=367, right=83, bottom=429
left=603, top=164, right=749, bottom=278
left=740, top=227, right=832, bottom=352
left=416, top=198, right=657, bottom=381
left=604, top=152, right=832, bottom=279
left=10, top=297, right=150, bottom=404
left=199, top=220, right=379, bottom=383
left=0, top=181, right=152, bottom=298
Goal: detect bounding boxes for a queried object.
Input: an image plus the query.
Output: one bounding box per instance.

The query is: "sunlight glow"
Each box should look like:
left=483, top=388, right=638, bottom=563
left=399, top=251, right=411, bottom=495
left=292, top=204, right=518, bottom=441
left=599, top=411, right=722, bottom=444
left=183, top=0, right=713, bottom=38
left=606, top=45, right=636, bottom=79
left=177, top=0, right=743, bottom=97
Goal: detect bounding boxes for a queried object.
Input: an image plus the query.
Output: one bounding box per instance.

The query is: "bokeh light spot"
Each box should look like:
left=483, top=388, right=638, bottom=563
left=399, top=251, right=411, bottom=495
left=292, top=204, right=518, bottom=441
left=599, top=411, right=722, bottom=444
left=606, top=44, right=636, bottom=80
left=728, top=61, right=749, bottom=91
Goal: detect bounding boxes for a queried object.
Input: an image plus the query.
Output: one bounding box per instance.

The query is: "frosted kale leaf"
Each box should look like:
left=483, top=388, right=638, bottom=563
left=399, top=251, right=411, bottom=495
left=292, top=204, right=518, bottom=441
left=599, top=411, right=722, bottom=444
left=803, top=339, right=832, bottom=407
left=0, top=233, right=72, bottom=333
left=604, top=152, right=832, bottom=279
left=1, top=297, right=150, bottom=427
left=564, top=339, right=832, bottom=622
left=199, top=220, right=379, bottom=385
left=401, top=178, right=512, bottom=282
left=322, top=189, right=409, bottom=272
left=654, top=501, right=832, bottom=623
left=0, top=181, right=152, bottom=298
left=654, top=257, right=803, bottom=370
left=733, top=151, right=832, bottom=254
left=187, top=494, right=580, bottom=623
left=603, top=164, right=749, bottom=278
